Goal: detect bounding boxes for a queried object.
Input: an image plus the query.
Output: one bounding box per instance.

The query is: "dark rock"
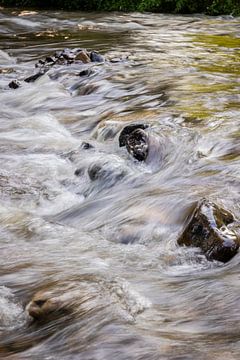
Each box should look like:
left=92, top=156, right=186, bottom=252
left=62, top=51, right=74, bottom=61
left=177, top=199, right=240, bottom=263
left=81, top=142, right=93, bottom=149
left=45, top=56, right=56, bottom=64
left=24, top=71, right=45, bottom=83
left=9, top=71, right=46, bottom=89
left=119, top=123, right=149, bottom=147
left=126, top=128, right=149, bottom=162
left=118, top=124, right=163, bottom=164
left=79, top=69, right=92, bottom=77
left=10, top=48, right=107, bottom=91
left=8, top=80, right=21, bottom=89
left=87, top=158, right=128, bottom=184
left=90, top=51, right=105, bottom=63
left=37, top=59, right=45, bottom=66
left=74, top=168, right=84, bottom=177
left=88, top=164, right=103, bottom=181
left=35, top=48, right=104, bottom=70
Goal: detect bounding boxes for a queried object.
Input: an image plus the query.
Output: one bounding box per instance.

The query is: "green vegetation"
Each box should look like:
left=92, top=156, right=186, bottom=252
left=0, top=0, right=239, bottom=16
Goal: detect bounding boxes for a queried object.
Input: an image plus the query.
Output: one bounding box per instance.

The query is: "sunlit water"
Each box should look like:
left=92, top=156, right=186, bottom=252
left=0, top=7, right=240, bottom=359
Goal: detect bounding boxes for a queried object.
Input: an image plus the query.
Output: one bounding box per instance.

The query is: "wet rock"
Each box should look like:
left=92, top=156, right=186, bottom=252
left=8, top=80, right=21, bottom=89
left=177, top=199, right=240, bottom=263
left=24, top=70, right=45, bottom=83
left=26, top=282, right=100, bottom=322
left=8, top=70, right=46, bottom=89
left=88, top=164, right=103, bottom=181
left=35, top=48, right=105, bottom=70
left=75, top=50, right=91, bottom=63
left=64, top=143, right=93, bottom=163
left=9, top=47, right=106, bottom=91
left=126, top=128, right=149, bottom=161
left=45, top=56, right=56, bottom=64
left=114, top=225, right=141, bottom=244
left=81, top=142, right=94, bottom=150
left=87, top=157, right=129, bottom=184
left=90, top=51, right=105, bottom=63
left=26, top=278, right=146, bottom=325
left=119, top=124, right=164, bottom=163
left=74, top=168, right=84, bottom=177
left=26, top=290, right=68, bottom=321
left=0, top=68, right=14, bottom=74
left=119, top=123, right=149, bottom=147
left=78, top=69, right=93, bottom=77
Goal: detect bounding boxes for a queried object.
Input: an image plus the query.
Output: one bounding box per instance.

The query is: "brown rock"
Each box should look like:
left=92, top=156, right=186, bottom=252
left=75, top=50, right=91, bottom=63
left=177, top=199, right=240, bottom=263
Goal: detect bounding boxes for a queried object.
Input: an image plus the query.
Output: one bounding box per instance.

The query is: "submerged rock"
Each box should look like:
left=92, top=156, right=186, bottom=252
left=87, top=158, right=128, bottom=183
left=81, top=141, right=94, bottom=150
left=26, top=278, right=147, bottom=323
left=177, top=199, right=240, bottom=263
left=26, top=283, right=99, bottom=322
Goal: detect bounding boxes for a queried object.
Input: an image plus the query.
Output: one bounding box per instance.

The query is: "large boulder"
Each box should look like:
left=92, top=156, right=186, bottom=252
left=177, top=199, right=240, bottom=263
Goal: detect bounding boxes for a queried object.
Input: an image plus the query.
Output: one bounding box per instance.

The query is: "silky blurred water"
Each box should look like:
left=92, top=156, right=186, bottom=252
left=0, top=7, right=240, bottom=360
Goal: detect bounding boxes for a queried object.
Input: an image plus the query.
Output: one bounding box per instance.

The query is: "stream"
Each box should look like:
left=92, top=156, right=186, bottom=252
left=0, top=7, right=240, bottom=360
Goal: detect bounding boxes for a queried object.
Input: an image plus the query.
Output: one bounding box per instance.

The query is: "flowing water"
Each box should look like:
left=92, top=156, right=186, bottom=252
left=0, top=7, right=240, bottom=360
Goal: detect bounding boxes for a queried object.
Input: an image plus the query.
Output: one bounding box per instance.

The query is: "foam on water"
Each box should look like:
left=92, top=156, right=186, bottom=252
left=0, top=286, right=27, bottom=330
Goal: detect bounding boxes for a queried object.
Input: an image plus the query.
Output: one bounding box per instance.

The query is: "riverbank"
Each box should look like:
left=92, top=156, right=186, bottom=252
left=0, top=0, right=239, bottom=16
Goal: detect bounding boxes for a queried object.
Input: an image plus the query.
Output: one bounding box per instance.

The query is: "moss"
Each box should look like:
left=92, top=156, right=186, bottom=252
left=178, top=105, right=215, bottom=121
left=197, top=64, right=240, bottom=76
left=193, top=34, right=240, bottom=49
left=190, top=83, right=239, bottom=93
left=190, top=34, right=240, bottom=76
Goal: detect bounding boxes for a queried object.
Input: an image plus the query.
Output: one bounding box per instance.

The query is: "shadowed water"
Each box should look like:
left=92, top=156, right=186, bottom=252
left=0, top=7, right=240, bottom=360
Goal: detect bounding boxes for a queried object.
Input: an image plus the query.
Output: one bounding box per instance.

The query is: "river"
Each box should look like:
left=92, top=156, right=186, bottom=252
left=0, top=7, right=240, bottom=360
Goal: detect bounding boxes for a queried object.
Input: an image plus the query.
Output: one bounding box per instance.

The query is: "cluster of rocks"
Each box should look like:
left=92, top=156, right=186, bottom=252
left=8, top=47, right=105, bottom=89
left=118, top=124, right=240, bottom=263
left=24, top=124, right=240, bottom=326
left=35, top=48, right=104, bottom=68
